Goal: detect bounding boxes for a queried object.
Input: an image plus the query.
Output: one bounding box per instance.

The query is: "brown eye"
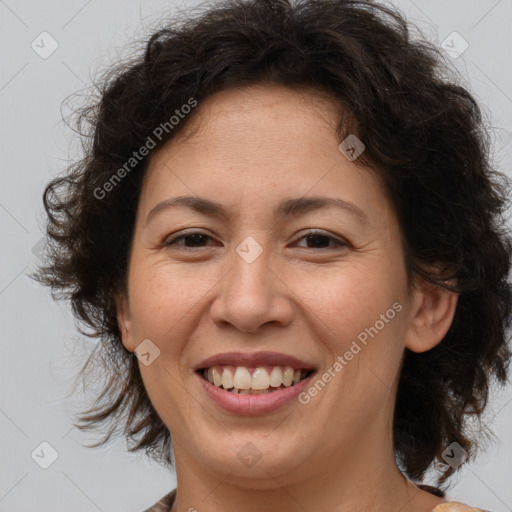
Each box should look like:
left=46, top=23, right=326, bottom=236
left=164, top=232, right=215, bottom=248
left=295, top=231, right=349, bottom=250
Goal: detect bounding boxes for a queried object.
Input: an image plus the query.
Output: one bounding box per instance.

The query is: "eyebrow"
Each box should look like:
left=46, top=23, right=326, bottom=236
left=145, top=195, right=368, bottom=227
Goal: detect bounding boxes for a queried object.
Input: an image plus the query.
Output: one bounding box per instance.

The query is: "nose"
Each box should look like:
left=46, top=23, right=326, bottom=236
left=209, top=237, right=294, bottom=333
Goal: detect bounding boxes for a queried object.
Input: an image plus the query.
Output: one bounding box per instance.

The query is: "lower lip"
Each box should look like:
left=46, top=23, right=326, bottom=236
left=196, top=371, right=316, bottom=415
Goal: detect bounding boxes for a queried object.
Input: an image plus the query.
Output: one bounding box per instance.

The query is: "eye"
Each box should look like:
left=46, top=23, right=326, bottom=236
left=163, top=230, right=349, bottom=250
left=163, top=231, right=217, bottom=249
left=294, top=230, right=349, bottom=250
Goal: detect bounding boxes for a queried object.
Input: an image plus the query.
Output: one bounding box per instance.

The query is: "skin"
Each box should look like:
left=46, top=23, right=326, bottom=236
left=116, top=83, right=458, bottom=512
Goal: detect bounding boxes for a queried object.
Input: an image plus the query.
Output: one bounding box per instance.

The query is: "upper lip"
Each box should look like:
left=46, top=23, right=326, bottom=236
left=195, top=351, right=317, bottom=371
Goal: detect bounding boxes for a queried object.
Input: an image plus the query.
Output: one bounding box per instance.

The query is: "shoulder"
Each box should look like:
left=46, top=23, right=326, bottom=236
left=432, top=502, right=492, bottom=512
left=141, top=488, right=177, bottom=512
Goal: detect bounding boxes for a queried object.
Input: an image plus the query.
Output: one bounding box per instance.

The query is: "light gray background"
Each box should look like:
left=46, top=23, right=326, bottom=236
left=1, top=1, right=511, bottom=511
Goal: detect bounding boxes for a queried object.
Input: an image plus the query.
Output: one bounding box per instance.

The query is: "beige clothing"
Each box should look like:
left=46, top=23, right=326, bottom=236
left=433, top=504, right=490, bottom=512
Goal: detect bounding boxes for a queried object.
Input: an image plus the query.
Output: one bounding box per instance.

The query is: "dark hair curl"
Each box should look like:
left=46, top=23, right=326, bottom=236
left=32, top=0, right=512, bottom=494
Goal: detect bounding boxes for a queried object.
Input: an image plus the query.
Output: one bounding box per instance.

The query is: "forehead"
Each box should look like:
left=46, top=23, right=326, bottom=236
left=182, top=83, right=343, bottom=133
left=144, top=85, right=356, bottom=184
left=152, top=84, right=346, bottom=166
left=137, top=83, right=392, bottom=227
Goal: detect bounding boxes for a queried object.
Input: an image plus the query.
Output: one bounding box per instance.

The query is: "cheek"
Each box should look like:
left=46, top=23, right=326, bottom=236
left=295, top=263, right=403, bottom=338
left=127, top=258, right=213, bottom=341
left=295, top=260, right=407, bottom=391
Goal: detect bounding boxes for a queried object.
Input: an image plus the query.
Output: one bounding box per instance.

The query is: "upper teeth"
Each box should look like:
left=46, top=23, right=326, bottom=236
left=203, top=365, right=308, bottom=390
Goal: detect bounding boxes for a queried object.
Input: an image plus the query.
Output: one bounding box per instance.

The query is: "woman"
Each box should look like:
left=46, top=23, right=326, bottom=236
left=33, top=0, right=512, bottom=511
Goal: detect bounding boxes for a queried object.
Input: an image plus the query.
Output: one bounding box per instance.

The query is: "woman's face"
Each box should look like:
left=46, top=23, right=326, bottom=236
left=117, top=84, right=450, bottom=488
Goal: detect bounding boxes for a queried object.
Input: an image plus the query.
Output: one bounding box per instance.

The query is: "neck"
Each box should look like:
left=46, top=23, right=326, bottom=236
left=169, top=426, right=444, bottom=512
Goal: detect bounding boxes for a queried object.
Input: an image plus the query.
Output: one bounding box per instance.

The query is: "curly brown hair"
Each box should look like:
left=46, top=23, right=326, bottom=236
left=32, top=0, right=512, bottom=494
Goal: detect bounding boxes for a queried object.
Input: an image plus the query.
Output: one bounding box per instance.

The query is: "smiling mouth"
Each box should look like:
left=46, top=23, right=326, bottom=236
left=197, top=365, right=315, bottom=395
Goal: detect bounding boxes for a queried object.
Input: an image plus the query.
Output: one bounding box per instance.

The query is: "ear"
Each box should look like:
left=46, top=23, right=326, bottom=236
left=404, top=279, right=459, bottom=353
left=116, top=293, right=136, bottom=353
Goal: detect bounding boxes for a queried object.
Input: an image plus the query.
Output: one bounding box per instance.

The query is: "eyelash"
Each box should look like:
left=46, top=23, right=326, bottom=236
left=163, top=230, right=349, bottom=251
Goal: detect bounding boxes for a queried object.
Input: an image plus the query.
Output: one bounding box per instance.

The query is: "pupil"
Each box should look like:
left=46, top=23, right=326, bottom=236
left=307, top=234, right=329, bottom=248
left=187, top=234, right=206, bottom=246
